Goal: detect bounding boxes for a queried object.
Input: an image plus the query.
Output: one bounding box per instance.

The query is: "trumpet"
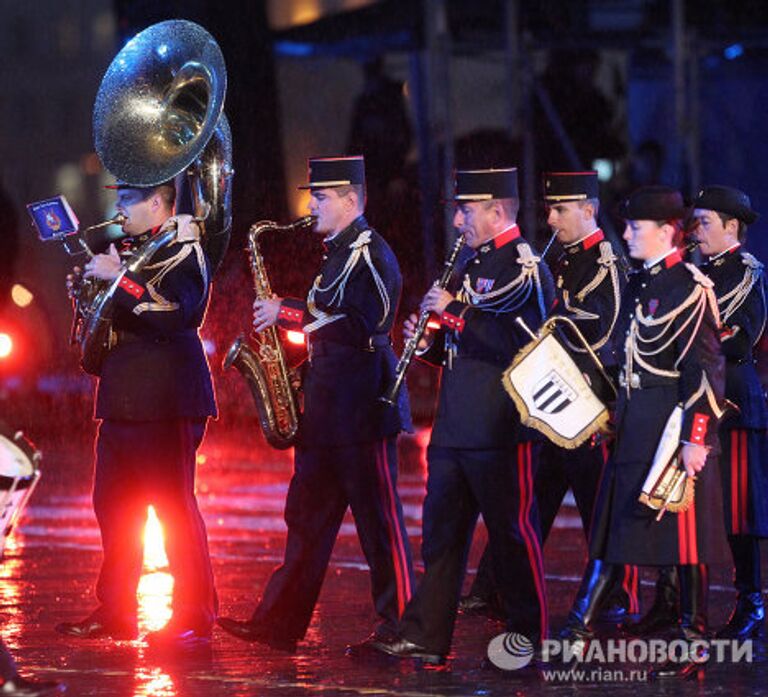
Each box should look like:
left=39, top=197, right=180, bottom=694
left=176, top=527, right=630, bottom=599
left=380, top=234, right=466, bottom=406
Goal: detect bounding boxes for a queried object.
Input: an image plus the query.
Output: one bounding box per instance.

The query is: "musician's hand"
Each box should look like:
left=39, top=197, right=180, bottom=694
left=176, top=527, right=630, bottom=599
left=403, top=312, right=431, bottom=351
left=84, top=244, right=121, bottom=281
left=253, top=297, right=282, bottom=332
left=420, top=287, right=454, bottom=315
left=681, top=443, right=708, bottom=477
left=66, top=266, right=84, bottom=299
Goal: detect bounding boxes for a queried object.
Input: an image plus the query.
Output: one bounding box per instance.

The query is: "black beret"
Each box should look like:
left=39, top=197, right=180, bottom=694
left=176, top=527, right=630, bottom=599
left=693, top=185, right=759, bottom=225
left=619, top=185, right=687, bottom=221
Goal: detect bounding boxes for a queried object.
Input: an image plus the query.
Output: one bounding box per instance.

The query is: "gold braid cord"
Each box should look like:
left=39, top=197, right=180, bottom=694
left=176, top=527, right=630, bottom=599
left=561, top=241, right=621, bottom=354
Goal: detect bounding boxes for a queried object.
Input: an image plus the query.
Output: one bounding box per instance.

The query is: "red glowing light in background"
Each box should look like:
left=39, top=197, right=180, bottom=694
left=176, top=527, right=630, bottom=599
left=0, top=333, right=13, bottom=359
left=286, top=330, right=305, bottom=346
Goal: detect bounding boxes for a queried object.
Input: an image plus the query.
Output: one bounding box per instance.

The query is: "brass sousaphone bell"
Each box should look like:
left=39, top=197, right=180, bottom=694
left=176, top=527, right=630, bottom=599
left=74, top=20, right=233, bottom=375
left=93, top=19, right=233, bottom=269
left=94, top=19, right=228, bottom=185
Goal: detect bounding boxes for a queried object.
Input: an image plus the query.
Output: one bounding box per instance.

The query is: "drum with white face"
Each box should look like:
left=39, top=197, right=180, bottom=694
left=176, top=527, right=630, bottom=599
left=0, top=428, right=41, bottom=557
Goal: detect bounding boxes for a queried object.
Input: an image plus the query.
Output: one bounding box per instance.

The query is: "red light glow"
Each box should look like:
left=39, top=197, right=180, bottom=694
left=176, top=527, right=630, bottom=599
left=0, top=333, right=13, bottom=359
left=137, top=506, right=173, bottom=633
left=286, top=330, right=306, bottom=346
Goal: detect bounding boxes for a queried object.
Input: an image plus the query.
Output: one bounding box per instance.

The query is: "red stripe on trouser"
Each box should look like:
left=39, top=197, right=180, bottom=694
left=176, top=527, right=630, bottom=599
left=678, top=502, right=689, bottom=563
left=740, top=430, right=749, bottom=533
left=631, top=567, right=639, bottom=613
left=689, top=501, right=698, bottom=564
left=678, top=499, right=699, bottom=564
left=517, top=442, right=548, bottom=639
left=622, top=566, right=640, bottom=613
left=731, top=433, right=741, bottom=533
left=375, top=441, right=411, bottom=614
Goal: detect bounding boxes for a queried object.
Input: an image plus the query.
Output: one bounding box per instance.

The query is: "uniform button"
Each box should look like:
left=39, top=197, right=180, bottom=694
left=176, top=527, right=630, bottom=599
left=634, top=297, right=639, bottom=302
left=474, top=259, right=480, bottom=264
left=641, top=283, right=647, bottom=288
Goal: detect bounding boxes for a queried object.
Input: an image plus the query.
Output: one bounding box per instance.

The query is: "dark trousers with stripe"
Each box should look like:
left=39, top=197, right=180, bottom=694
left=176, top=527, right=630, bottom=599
left=721, top=428, right=768, bottom=597
left=94, top=419, right=217, bottom=630
left=250, top=437, right=414, bottom=643
left=721, top=428, right=768, bottom=537
left=471, top=440, right=640, bottom=614
left=399, top=443, right=547, bottom=655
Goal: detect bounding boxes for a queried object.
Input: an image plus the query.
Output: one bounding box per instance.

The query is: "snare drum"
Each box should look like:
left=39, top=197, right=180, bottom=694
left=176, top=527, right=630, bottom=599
left=0, top=428, right=41, bottom=557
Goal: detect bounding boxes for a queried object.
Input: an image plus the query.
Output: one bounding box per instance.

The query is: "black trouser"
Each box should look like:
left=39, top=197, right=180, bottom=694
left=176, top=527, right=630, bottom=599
left=250, top=437, right=414, bottom=643
left=471, top=439, right=640, bottom=613
left=93, top=419, right=217, bottom=630
left=399, top=442, right=547, bottom=655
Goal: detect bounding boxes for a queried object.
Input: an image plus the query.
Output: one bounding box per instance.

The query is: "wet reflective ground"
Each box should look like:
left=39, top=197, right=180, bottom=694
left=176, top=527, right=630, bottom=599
left=4, top=421, right=768, bottom=696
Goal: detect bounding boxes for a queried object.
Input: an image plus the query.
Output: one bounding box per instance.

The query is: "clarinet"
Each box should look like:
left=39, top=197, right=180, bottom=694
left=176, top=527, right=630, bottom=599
left=380, top=234, right=466, bottom=406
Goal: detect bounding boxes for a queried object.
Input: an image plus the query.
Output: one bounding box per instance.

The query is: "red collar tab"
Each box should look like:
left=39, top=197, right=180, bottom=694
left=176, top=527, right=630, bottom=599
left=493, top=225, right=520, bottom=249
left=580, top=228, right=604, bottom=251
left=664, top=249, right=683, bottom=268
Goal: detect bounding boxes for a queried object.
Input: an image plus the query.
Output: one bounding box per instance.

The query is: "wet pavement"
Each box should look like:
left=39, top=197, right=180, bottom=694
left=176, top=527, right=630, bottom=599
left=3, top=419, right=768, bottom=696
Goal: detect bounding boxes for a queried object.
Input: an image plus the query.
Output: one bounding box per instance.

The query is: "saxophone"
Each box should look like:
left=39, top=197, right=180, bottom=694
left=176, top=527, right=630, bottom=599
left=223, top=216, right=315, bottom=449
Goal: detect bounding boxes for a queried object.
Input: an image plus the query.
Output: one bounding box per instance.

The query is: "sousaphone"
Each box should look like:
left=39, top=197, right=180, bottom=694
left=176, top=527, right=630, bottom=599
left=76, top=20, right=233, bottom=374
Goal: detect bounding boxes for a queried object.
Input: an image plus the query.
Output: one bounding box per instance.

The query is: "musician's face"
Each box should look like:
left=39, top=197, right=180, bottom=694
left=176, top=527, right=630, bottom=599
left=453, top=201, right=495, bottom=249
left=546, top=201, right=594, bottom=245
left=622, top=219, right=672, bottom=261
left=116, top=188, right=157, bottom=236
left=308, top=187, right=356, bottom=237
left=691, top=208, right=737, bottom=256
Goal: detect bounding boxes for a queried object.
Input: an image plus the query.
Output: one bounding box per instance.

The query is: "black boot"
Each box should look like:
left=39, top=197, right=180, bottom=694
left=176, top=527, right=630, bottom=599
left=651, top=564, right=708, bottom=680
left=622, top=566, right=678, bottom=636
left=598, top=565, right=639, bottom=623
left=552, top=560, right=618, bottom=661
left=717, top=535, right=765, bottom=639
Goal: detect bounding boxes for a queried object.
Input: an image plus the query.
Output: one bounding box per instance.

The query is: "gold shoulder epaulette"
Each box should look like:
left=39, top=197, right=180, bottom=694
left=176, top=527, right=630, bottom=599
left=685, top=262, right=714, bottom=289
left=742, top=251, right=764, bottom=271
left=597, top=240, right=618, bottom=267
